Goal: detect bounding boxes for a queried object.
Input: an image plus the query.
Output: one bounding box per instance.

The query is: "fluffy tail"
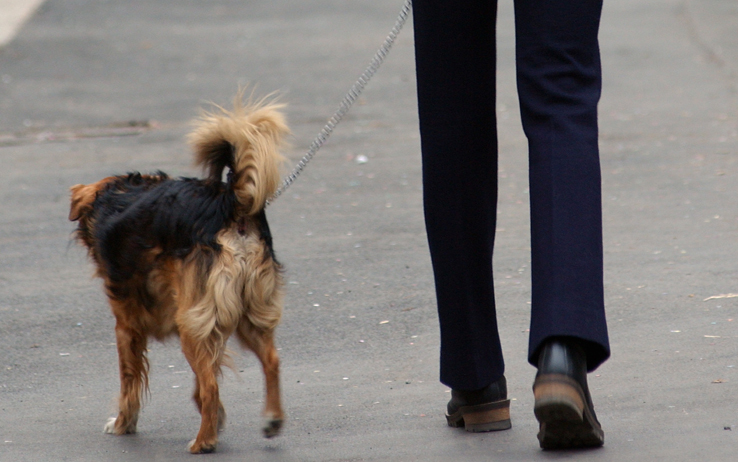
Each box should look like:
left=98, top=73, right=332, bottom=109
left=188, top=94, right=288, bottom=215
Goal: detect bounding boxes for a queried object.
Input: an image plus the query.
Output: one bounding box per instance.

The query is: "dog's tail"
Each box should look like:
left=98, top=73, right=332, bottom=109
left=188, top=94, right=288, bottom=215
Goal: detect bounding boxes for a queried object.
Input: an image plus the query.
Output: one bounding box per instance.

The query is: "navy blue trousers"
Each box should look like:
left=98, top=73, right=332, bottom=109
left=413, top=0, right=610, bottom=390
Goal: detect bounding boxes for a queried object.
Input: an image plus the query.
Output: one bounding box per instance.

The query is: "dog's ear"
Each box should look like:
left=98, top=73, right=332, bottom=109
left=69, top=177, right=115, bottom=221
left=69, top=176, right=118, bottom=221
left=69, top=183, right=95, bottom=221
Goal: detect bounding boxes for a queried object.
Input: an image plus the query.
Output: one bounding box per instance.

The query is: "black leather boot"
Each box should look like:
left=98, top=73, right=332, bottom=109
left=446, top=375, right=511, bottom=432
left=533, top=339, right=604, bottom=449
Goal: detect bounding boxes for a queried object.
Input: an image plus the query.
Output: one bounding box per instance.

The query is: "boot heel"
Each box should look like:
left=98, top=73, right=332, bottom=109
left=533, top=374, right=585, bottom=421
left=533, top=373, right=604, bottom=449
left=446, top=399, right=511, bottom=432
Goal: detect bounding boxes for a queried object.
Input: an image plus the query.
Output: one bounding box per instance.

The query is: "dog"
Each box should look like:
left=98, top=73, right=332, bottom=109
left=69, top=96, right=288, bottom=454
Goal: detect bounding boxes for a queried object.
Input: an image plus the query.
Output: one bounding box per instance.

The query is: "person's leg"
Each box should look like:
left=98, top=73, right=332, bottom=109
left=413, top=0, right=502, bottom=391
left=514, top=0, right=610, bottom=370
left=515, top=0, right=609, bottom=448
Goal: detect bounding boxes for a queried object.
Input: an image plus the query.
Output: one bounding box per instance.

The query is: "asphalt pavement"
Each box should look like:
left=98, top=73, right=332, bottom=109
left=1, top=0, right=737, bottom=461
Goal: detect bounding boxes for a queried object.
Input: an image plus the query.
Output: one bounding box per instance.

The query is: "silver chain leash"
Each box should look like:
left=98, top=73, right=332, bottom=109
left=267, top=0, right=413, bottom=205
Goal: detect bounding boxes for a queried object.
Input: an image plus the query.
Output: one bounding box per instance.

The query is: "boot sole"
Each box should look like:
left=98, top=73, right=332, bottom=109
left=446, top=399, right=512, bottom=432
left=533, top=374, right=604, bottom=449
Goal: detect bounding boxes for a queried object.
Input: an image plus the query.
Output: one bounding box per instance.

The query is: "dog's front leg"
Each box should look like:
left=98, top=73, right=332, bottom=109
left=104, top=314, right=148, bottom=435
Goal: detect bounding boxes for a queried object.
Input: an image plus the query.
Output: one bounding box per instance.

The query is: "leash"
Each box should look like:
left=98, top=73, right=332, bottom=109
left=267, top=0, right=413, bottom=205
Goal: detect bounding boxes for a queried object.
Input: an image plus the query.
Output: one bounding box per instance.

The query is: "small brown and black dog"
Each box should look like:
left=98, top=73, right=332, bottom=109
left=69, top=96, right=288, bottom=454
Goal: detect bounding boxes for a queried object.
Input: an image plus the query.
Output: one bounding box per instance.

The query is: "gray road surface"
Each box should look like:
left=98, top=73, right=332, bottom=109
left=1, top=0, right=737, bottom=460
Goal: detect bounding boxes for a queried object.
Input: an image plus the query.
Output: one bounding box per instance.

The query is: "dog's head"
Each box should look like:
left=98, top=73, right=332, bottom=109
left=68, top=177, right=115, bottom=222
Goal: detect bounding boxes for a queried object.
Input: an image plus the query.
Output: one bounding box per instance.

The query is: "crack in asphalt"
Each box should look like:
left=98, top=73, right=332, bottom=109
left=0, top=120, right=154, bottom=147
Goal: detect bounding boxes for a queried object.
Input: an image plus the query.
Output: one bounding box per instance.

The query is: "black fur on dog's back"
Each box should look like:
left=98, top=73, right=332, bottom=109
left=86, top=172, right=278, bottom=289
left=88, top=172, right=237, bottom=285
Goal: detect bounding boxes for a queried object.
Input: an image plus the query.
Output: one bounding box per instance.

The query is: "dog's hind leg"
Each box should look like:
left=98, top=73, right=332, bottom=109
left=236, top=322, right=284, bottom=438
left=180, top=331, right=222, bottom=454
left=191, top=375, right=227, bottom=432
left=104, top=307, right=148, bottom=435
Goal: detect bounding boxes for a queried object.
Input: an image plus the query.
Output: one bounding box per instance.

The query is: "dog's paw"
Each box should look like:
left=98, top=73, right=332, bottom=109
left=262, top=415, right=283, bottom=439
left=103, top=415, right=137, bottom=435
left=187, top=438, right=217, bottom=454
left=103, top=417, right=117, bottom=434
